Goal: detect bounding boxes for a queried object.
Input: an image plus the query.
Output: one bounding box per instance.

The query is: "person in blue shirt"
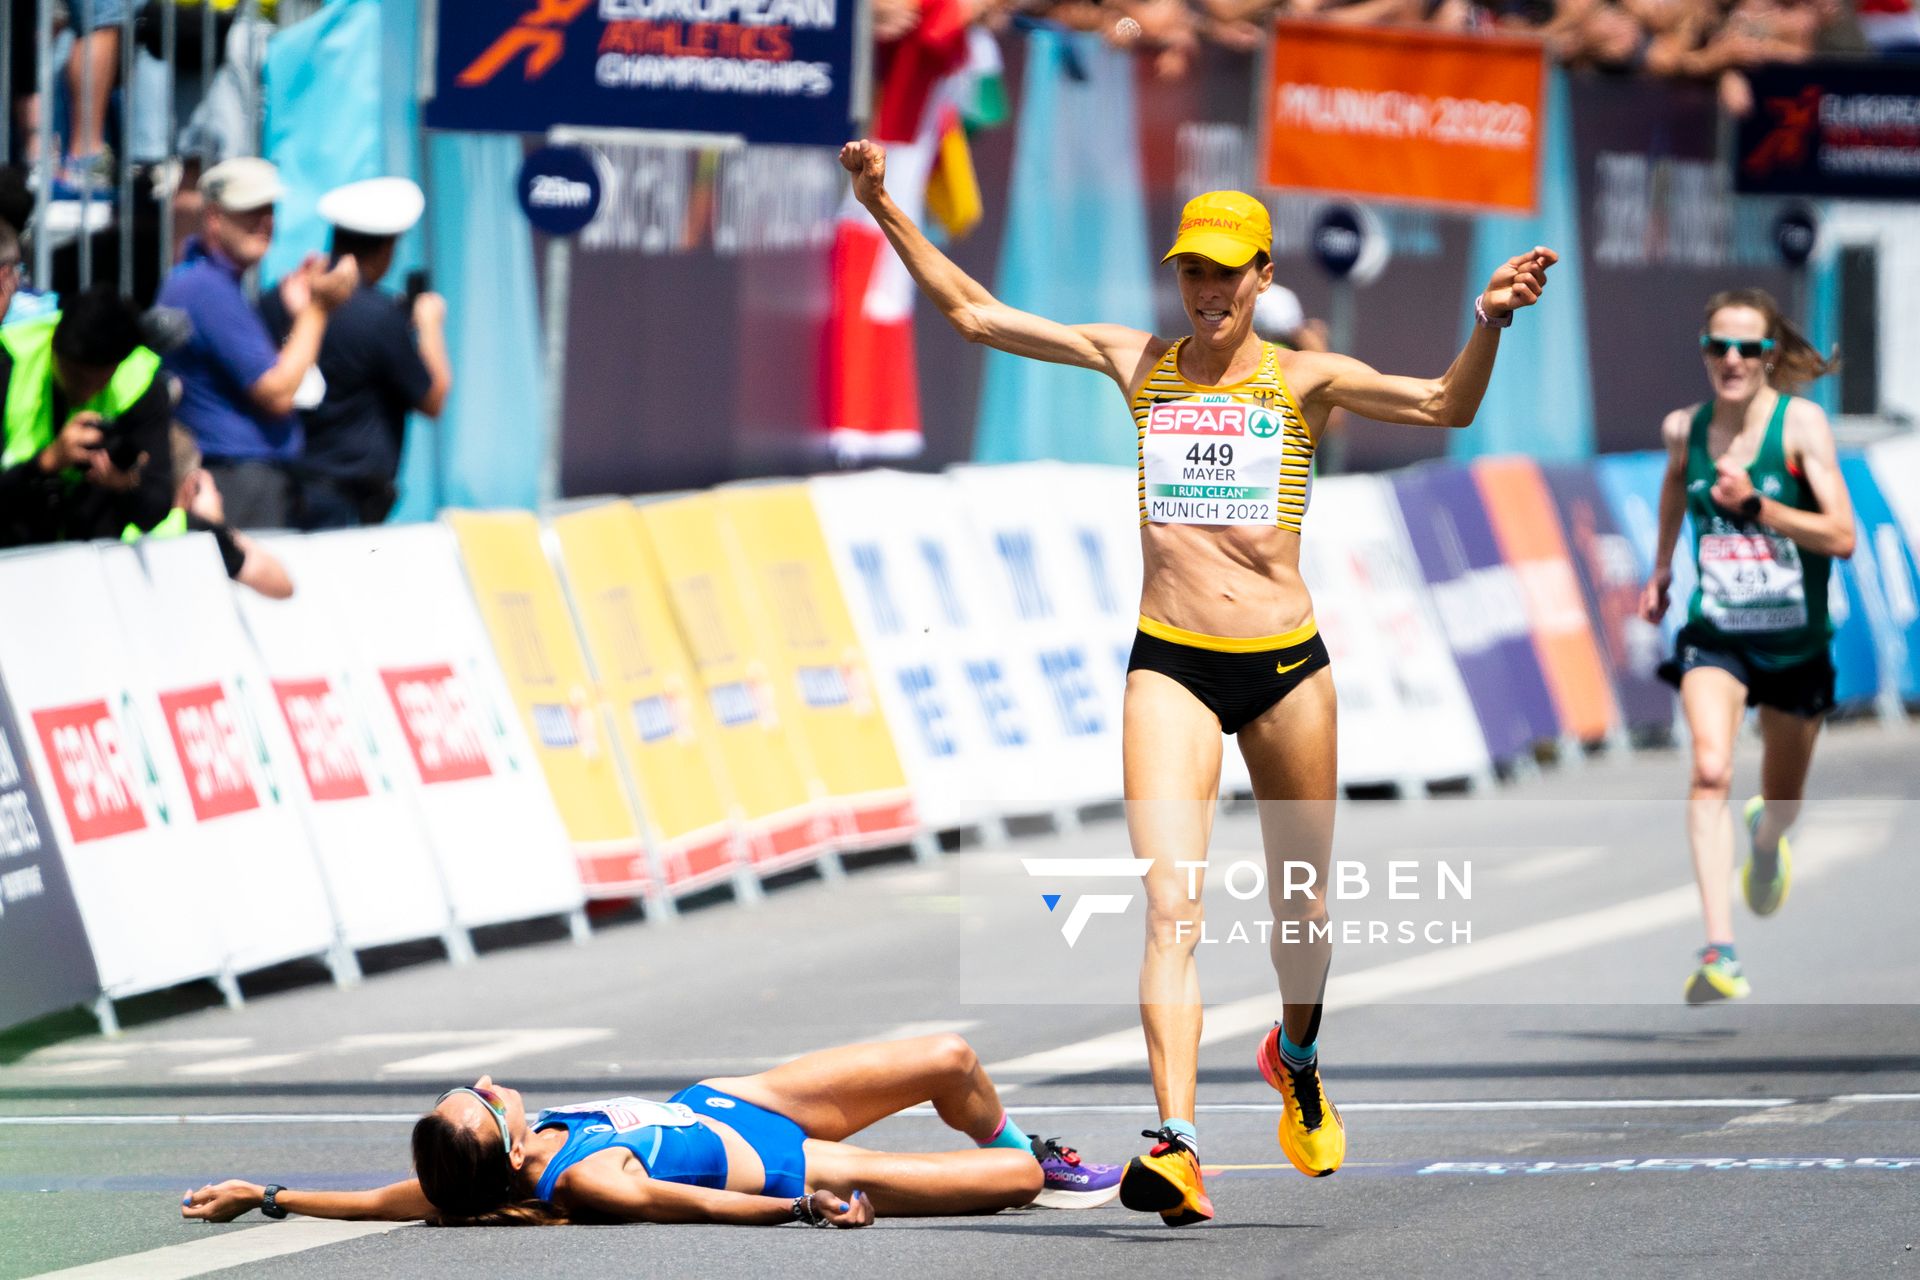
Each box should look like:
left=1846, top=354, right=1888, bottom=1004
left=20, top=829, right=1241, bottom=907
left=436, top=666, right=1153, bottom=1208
left=180, top=1032, right=1124, bottom=1226
left=156, top=156, right=357, bottom=529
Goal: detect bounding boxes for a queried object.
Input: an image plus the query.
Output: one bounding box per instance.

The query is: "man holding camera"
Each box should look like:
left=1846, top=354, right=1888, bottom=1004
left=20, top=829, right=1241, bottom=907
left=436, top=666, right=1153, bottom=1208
left=259, top=177, right=451, bottom=530
left=159, top=156, right=358, bottom=529
left=0, top=285, right=172, bottom=548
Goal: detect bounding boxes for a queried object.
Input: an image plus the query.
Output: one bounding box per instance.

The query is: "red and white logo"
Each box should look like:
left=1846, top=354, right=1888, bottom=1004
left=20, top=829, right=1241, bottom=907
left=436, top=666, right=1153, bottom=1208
left=273, top=678, right=370, bottom=803
left=158, top=683, right=260, bottom=822
left=31, top=700, right=147, bottom=841
left=381, top=664, right=492, bottom=786
left=1148, top=403, right=1248, bottom=436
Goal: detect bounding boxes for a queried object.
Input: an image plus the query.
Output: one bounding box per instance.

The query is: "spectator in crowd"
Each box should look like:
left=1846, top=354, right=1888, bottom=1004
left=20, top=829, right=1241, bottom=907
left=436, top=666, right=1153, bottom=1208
left=61, top=0, right=140, bottom=194
left=0, top=283, right=171, bottom=548
left=156, top=156, right=356, bottom=529
left=1252, top=284, right=1329, bottom=353
left=258, top=177, right=450, bottom=530
left=0, top=165, right=59, bottom=326
left=124, top=424, right=293, bottom=597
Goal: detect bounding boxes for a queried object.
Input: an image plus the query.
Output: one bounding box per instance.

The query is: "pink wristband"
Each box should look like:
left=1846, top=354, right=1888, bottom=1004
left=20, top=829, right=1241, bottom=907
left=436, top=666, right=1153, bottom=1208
left=1475, top=295, right=1512, bottom=329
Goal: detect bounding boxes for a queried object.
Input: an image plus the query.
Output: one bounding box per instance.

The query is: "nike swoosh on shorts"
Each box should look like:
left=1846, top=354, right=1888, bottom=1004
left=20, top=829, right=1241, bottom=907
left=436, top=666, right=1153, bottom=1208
left=1276, top=655, right=1310, bottom=674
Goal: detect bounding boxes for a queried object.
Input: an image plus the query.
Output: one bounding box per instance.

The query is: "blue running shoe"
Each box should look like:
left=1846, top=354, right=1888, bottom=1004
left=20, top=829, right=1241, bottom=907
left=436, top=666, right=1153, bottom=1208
left=1030, top=1136, right=1122, bottom=1209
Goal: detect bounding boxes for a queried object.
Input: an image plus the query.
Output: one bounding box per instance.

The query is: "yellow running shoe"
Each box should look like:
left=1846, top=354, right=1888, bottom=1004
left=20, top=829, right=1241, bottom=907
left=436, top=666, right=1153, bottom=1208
left=1256, top=1024, right=1346, bottom=1177
left=1741, top=796, right=1792, bottom=918
left=1683, top=944, right=1751, bottom=1005
left=1118, top=1127, right=1214, bottom=1226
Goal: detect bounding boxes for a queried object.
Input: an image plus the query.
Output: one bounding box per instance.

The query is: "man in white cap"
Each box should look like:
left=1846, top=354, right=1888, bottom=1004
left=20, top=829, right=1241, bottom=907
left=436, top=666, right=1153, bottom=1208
left=258, top=176, right=450, bottom=530
left=157, top=156, right=358, bottom=528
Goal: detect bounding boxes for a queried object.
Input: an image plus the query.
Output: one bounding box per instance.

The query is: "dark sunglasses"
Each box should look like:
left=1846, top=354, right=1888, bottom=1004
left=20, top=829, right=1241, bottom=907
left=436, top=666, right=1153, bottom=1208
left=436, top=1085, right=511, bottom=1155
left=1700, top=335, right=1774, bottom=359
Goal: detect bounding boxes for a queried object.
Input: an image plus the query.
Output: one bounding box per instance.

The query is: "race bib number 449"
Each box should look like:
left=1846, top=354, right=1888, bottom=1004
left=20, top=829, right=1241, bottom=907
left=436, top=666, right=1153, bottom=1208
left=1141, top=398, right=1287, bottom=527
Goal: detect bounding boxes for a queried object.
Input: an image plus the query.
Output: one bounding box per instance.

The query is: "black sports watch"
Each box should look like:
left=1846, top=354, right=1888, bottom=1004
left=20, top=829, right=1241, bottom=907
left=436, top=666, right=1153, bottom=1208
left=1739, top=493, right=1764, bottom=521
left=260, top=1184, right=289, bottom=1219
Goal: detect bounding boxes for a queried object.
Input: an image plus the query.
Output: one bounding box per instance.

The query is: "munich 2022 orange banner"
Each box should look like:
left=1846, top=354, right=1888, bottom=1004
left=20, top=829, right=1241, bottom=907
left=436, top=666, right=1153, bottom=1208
left=1260, top=21, right=1546, bottom=214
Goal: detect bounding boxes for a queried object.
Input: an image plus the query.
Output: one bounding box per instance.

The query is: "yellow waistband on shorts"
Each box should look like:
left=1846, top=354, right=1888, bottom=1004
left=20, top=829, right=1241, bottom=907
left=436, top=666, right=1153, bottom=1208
left=1136, top=614, right=1318, bottom=653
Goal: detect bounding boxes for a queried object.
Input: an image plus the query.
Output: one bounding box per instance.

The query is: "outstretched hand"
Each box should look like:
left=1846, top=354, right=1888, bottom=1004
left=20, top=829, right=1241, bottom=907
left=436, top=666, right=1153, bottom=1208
left=838, top=140, right=887, bottom=208
left=183, top=1180, right=265, bottom=1223
left=812, top=1188, right=873, bottom=1228
left=1480, top=247, right=1558, bottom=320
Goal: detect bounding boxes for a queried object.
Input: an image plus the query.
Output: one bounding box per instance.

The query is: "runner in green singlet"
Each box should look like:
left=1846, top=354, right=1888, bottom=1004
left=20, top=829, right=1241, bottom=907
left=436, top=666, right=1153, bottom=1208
left=1640, top=288, right=1855, bottom=1005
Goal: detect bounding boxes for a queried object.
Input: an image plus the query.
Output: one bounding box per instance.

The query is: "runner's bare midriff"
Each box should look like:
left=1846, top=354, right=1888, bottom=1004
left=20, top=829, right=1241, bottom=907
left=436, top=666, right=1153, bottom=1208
left=1138, top=521, right=1312, bottom=639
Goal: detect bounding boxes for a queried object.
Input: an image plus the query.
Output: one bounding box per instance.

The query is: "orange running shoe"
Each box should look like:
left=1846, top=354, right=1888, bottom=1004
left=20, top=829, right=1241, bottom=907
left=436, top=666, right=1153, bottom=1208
left=1256, top=1023, right=1346, bottom=1177
left=1118, top=1126, right=1215, bottom=1226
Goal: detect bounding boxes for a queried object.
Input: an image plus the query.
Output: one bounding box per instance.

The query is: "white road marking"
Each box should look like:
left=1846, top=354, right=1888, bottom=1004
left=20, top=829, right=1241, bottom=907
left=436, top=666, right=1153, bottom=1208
left=1835, top=1093, right=1920, bottom=1104
left=1722, top=1100, right=1855, bottom=1129
left=1485, top=846, right=1607, bottom=884
left=870, top=1020, right=981, bottom=1043
left=24, top=1219, right=412, bottom=1280
left=30, top=1039, right=254, bottom=1060
left=332, top=1028, right=614, bottom=1075
left=171, top=1054, right=316, bottom=1078
left=987, top=814, right=1893, bottom=1080
left=0, top=1095, right=1838, bottom=1127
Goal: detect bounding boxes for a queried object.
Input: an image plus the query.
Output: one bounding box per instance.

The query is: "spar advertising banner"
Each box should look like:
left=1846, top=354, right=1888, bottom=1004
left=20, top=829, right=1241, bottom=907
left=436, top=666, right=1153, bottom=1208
left=448, top=512, right=656, bottom=897
left=1539, top=463, right=1674, bottom=732
left=106, top=541, right=339, bottom=978
left=1309, top=475, right=1491, bottom=785
left=294, top=527, right=586, bottom=928
left=425, top=0, right=866, bottom=146
left=1472, top=459, right=1616, bottom=744
left=719, top=484, right=919, bottom=846
left=810, top=471, right=1073, bottom=817
left=1735, top=62, right=1920, bottom=199
left=0, top=670, right=99, bottom=1029
left=234, top=540, right=458, bottom=951
left=1259, top=21, right=1545, bottom=213
left=0, top=545, right=226, bottom=999
left=638, top=493, right=838, bottom=869
left=946, top=464, right=1123, bottom=808
left=549, top=503, right=744, bottom=894
left=1391, top=465, right=1558, bottom=764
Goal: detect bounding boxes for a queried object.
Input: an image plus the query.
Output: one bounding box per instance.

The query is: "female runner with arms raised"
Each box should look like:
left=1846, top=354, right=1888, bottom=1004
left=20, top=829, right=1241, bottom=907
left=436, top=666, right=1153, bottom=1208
left=837, top=138, right=1555, bottom=1225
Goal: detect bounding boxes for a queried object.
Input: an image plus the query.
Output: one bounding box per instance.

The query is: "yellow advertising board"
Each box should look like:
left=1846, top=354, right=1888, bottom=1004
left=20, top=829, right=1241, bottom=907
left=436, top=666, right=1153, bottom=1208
left=636, top=494, right=836, bottom=871
left=445, top=514, right=656, bottom=901
left=549, top=503, right=744, bottom=893
left=718, top=484, right=918, bottom=844
left=446, top=511, right=652, bottom=896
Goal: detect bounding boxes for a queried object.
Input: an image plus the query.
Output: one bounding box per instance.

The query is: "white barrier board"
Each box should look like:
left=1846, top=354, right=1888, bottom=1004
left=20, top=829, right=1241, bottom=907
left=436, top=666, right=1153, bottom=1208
left=291, top=526, right=585, bottom=928
left=101, top=541, right=338, bottom=976
left=944, top=465, right=1123, bottom=810
left=0, top=545, right=226, bottom=998
left=809, top=473, right=1001, bottom=833
left=1310, top=477, right=1492, bottom=785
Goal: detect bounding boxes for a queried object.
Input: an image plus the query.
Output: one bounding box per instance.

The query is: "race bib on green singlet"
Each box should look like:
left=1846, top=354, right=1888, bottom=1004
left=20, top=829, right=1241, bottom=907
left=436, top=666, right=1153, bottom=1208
left=1698, top=530, right=1808, bottom=633
left=1141, top=394, right=1286, bottom=528
left=537, top=1097, right=698, bottom=1134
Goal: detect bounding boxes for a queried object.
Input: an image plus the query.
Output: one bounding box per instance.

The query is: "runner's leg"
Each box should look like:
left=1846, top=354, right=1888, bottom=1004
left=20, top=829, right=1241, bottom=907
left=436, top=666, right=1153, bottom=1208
left=1753, top=704, right=1822, bottom=851
left=801, top=1141, right=1042, bottom=1215
left=707, top=1034, right=1005, bottom=1144
left=1681, top=667, right=1749, bottom=945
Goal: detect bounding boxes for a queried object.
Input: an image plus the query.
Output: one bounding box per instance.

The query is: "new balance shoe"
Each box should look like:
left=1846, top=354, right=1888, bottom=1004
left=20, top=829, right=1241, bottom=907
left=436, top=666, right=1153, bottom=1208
left=1118, top=1127, right=1214, bottom=1226
left=1741, top=796, right=1792, bottom=918
left=1029, top=1136, right=1122, bottom=1209
left=1256, top=1024, right=1346, bottom=1177
left=1684, top=945, right=1751, bottom=1005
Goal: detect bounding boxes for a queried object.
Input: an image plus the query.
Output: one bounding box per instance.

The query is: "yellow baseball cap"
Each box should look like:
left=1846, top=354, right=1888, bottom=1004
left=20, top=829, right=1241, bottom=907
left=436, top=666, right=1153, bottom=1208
left=1161, top=191, right=1272, bottom=267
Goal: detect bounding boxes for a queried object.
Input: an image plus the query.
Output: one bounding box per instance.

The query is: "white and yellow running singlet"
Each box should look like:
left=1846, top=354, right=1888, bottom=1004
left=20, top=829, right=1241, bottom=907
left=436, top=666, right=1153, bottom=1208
left=1132, top=339, right=1315, bottom=532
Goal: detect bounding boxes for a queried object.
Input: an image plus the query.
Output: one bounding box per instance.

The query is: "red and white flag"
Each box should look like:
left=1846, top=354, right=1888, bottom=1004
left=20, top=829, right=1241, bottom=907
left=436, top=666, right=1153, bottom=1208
left=821, top=0, right=973, bottom=462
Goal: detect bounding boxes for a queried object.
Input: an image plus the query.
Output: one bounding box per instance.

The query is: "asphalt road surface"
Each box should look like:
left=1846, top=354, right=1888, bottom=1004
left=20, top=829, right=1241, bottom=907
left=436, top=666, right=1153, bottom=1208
left=2, top=723, right=1915, bottom=1279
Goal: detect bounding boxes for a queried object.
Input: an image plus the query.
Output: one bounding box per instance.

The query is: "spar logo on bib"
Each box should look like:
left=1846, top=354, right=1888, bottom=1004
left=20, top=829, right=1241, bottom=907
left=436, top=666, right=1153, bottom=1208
left=158, top=683, right=260, bottom=821
left=381, top=664, right=493, bottom=786
left=1248, top=409, right=1281, bottom=439
left=1148, top=402, right=1249, bottom=436
left=31, top=700, right=147, bottom=842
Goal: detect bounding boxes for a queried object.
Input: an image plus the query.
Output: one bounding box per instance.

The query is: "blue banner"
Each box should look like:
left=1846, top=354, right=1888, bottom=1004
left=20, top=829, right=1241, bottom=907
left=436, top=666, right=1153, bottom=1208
left=1838, top=453, right=1918, bottom=705
left=1391, top=465, right=1556, bottom=765
left=424, top=0, right=864, bottom=146
left=0, top=674, right=99, bottom=1031
left=1540, top=462, right=1674, bottom=733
